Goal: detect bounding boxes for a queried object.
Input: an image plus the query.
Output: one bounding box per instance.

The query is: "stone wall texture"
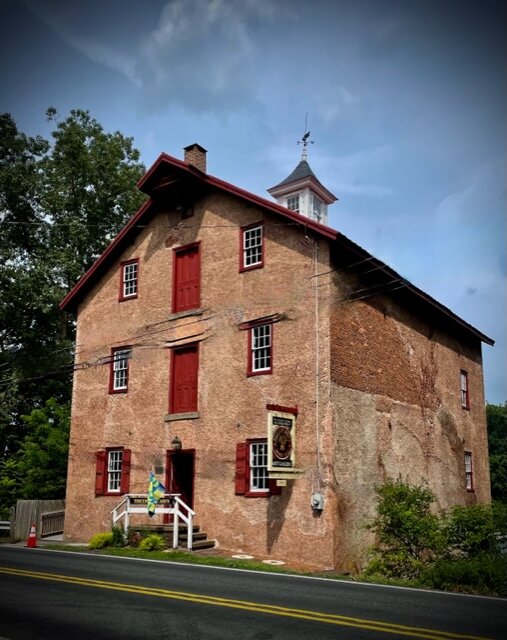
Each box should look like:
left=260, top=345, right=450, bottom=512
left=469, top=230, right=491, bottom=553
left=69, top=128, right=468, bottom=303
left=64, top=187, right=491, bottom=571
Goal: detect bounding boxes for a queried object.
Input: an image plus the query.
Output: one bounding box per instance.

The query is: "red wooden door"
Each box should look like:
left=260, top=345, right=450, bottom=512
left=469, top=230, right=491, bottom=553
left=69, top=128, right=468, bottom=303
left=170, top=345, right=198, bottom=414
left=173, top=244, right=200, bottom=313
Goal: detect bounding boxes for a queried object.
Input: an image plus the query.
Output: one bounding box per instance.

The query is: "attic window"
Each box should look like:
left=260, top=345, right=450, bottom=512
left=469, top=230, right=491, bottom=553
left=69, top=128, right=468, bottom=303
left=286, top=194, right=300, bottom=212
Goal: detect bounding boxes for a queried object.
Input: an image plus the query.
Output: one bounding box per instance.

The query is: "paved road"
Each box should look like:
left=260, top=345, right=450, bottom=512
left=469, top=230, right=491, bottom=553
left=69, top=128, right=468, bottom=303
left=0, top=547, right=505, bottom=639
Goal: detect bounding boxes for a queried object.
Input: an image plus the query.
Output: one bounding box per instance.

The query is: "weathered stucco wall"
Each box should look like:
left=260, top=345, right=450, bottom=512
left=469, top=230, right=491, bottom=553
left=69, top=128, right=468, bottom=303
left=329, top=294, right=490, bottom=569
left=64, top=191, right=336, bottom=569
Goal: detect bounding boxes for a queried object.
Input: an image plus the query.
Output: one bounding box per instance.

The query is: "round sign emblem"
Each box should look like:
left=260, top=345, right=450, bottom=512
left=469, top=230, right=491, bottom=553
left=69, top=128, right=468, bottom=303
left=272, top=426, right=292, bottom=461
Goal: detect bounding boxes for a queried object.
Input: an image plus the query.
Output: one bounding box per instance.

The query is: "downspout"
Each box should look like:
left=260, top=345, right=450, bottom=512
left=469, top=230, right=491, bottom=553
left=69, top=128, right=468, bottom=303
left=312, top=239, right=323, bottom=510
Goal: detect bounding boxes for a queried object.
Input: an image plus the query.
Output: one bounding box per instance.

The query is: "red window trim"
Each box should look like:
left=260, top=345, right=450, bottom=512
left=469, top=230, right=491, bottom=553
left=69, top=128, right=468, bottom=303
left=172, top=242, right=201, bottom=314
left=266, top=403, right=298, bottom=416
left=235, top=439, right=281, bottom=498
left=95, top=447, right=131, bottom=496
left=247, top=323, right=273, bottom=377
left=460, top=370, right=470, bottom=410
left=239, top=221, right=264, bottom=273
left=169, top=343, right=199, bottom=414
left=108, top=346, right=132, bottom=394
left=239, top=314, right=279, bottom=331
left=464, top=451, right=474, bottom=493
left=119, top=258, right=139, bottom=302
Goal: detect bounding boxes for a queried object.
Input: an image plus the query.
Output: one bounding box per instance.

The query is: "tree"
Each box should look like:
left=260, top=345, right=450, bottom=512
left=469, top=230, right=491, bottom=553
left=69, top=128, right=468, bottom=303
left=487, top=402, right=507, bottom=502
left=0, top=109, right=146, bottom=509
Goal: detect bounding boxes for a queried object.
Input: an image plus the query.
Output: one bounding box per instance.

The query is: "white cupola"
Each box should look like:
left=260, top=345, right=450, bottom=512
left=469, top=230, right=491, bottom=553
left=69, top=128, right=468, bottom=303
left=267, top=133, right=337, bottom=226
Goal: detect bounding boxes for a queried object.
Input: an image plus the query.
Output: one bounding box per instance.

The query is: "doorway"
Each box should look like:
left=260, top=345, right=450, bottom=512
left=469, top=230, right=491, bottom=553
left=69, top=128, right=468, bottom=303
left=165, top=449, right=195, bottom=510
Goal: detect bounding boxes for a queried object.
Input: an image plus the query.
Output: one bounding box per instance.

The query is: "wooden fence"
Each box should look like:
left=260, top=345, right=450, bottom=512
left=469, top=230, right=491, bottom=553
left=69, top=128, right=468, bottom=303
left=10, top=499, right=65, bottom=543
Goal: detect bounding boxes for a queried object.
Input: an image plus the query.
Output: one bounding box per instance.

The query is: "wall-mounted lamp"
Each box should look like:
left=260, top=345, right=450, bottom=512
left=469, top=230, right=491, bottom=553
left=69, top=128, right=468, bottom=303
left=171, top=436, right=182, bottom=451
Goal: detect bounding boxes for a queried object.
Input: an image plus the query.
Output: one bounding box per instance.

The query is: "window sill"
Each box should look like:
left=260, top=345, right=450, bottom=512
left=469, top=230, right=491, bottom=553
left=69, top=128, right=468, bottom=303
left=240, top=263, right=263, bottom=273
left=244, top=491, right=271, bottom=498
left=164, top=412, right=200, bottom=422
left=168, top=308, right=204, bottom=322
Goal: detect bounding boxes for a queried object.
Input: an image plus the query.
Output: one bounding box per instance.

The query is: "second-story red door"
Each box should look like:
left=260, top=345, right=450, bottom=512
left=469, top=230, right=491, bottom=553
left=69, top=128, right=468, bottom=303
left=170, top=344, right=199, bottom=414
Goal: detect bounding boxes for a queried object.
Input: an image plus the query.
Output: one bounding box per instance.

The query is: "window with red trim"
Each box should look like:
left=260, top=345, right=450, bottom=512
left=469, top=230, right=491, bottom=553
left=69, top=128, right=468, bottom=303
left=170, top=344, right=199, bottom=414
left=109, top=347, right=132, bottom=393
left=248, top=323, right=272, bottom=375
left=464, top=451, right=474, bottom=492
left=95, top=448, right=131, bottom=496
left=173, top=243, right=200, bottom=313
left=235, top=439, right=281, bottom=497
left=460, top=370, right=469, bottom=409
left=240, top=222, right=264, bottom=272
left=119, top=259, right=139, bottom=301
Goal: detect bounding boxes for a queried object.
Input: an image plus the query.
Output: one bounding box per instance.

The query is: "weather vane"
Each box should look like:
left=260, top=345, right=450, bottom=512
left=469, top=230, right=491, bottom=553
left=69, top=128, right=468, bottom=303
left=297, top=113, right=314, bottom=160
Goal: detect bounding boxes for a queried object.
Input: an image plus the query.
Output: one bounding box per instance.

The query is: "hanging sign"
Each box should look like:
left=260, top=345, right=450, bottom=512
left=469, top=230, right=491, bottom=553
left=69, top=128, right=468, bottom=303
left=267, top=407, right=301, bottom=475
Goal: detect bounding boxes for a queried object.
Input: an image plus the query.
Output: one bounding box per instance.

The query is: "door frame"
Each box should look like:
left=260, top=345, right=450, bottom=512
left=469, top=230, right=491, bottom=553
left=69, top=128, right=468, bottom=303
left=165, top=448, right=195, bottom=509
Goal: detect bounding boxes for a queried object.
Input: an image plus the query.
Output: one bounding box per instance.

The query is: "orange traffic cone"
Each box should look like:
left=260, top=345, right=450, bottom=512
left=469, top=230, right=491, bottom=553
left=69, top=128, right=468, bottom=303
left=26, top=523, right=37, bottom=548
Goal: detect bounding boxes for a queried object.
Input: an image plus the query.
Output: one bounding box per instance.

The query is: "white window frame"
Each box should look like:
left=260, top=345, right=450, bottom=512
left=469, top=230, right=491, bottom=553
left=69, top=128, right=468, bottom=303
left=242, top=225, right=263, bottom=269
left=286, top=194, right=300, bottom=212
left=251, top=324, right=272, bottom=373
left=311, top=194, right=323, bottom=221
left=113, top=348, right=131, bottom=391
left=249, top=441, right=269, bottom=493
left=107, top=449, right=123, bottom=493
left=460, top=370, right=469, bottom=408
left=464, top=452, right=474, bottom=491
left=122, top=261, right=138, bottom=298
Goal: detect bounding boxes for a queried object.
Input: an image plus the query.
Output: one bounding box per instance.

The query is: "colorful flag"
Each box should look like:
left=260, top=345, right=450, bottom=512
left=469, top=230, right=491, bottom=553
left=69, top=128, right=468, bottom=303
left=147, top=472, right=165, bottom=517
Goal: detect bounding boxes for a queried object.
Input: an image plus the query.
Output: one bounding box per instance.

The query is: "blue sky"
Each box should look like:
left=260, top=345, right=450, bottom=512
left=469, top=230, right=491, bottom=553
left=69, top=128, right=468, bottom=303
left=1, top=0, right=505, bottom=403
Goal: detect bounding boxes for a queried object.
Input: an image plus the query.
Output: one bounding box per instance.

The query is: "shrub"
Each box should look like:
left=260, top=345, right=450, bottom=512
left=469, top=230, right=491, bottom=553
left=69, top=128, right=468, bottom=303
left=111, top=526, right=126, bottom=547
left=420, top=553, right=507, bottom=596
left=443, top=504, right=497, bottom=558
left=138, top=534, right=165, bottom=551
left=364, top=478, right=443, bottom=579
left=88, top=532, right=114, bottom=550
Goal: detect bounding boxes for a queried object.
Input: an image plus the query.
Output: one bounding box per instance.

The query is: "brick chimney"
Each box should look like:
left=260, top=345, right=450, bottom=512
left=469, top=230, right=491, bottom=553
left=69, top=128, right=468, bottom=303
left=183, top=143, right=207, bottom=173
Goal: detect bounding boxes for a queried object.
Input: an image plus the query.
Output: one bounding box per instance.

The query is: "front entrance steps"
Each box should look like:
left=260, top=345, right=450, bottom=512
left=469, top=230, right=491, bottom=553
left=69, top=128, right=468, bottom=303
left=133, top=523, right=216, bottom=551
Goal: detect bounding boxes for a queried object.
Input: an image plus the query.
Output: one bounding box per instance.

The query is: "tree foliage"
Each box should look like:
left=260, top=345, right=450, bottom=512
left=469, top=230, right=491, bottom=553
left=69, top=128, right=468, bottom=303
left=0, top=109, right=146, bottom=509
left=486, top=402, right=507, bottom=502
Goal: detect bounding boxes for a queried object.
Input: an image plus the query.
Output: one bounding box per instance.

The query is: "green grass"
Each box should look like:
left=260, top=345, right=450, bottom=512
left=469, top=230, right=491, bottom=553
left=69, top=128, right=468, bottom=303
left=38, top=544, right=506, bottom=596
left=41, top=544, right=320, bottom=575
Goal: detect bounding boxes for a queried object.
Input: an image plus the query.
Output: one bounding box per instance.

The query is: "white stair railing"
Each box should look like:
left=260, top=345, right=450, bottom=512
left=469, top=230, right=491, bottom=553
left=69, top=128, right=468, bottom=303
left=111, top=494, right=195, bottom=550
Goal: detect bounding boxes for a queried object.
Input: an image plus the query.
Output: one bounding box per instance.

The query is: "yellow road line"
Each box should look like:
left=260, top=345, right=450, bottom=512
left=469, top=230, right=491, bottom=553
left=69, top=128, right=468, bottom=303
left=0, top=567, right=492, bottom=640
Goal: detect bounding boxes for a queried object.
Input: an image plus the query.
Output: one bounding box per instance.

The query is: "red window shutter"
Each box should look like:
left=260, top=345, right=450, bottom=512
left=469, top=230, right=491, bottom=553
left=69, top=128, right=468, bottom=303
left=95, top=451, right=106, bottom=496
left=235, top=442, right=248, bottom=495
left=171, top=346, right=198, bottom=413
left=173, top=245, right=200, bottom=313
left=120, top=449, right=132, bottom=494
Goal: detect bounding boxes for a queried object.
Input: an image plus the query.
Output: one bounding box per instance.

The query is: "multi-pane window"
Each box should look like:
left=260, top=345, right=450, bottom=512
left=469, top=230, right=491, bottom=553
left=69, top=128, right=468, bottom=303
left=121, top=260, right=138, bottom=299
left=107, top=450, right=123, bottom=493
left=311, top=194, right=323, bottom=221
left=95, top=448, right=131, bottom=496
left=241, top=224, right=263, bottom=271
left=249, top=442, right=269, bottom=492
left=235, top=439, right=280, bottom=497
left=286, top=194, right=300, bottom=212
left=460, top=370, right=469, bottom=409
left=111, top=348, right=131, bottom=392
left=250, top=324, right=272, bottom=374
left=464, top=451, right=474, bottom=492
